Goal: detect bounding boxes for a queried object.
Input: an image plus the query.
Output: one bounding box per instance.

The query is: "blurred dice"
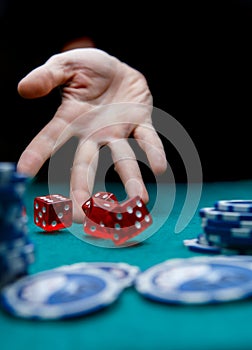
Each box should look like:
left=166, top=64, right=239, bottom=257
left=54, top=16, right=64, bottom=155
left=34, top=194, right=72, bottom=232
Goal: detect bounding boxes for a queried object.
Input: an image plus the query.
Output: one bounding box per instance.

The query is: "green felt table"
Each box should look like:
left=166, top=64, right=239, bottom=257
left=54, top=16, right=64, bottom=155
left=2, top=179, right=252, bottom=350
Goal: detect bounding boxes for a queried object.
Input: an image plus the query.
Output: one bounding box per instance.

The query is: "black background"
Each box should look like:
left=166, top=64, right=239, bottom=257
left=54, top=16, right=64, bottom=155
left=1, top=0, right=251, bottom=183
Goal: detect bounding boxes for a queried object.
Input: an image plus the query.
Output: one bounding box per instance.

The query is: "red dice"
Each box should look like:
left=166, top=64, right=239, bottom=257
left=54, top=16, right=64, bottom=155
left=82, top=192, right=152, bottom=245
left=92, top=192, right=118, bottom=202
left=34, top=194, right=73, bottom=232
left=82, top=192, right=118, bottom=228
left=111, top=196, right=152, bottom=244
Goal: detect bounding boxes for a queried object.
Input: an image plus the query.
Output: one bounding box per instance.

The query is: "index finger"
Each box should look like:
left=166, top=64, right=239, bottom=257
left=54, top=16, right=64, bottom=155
left=134, top=124, right=167, bottom=175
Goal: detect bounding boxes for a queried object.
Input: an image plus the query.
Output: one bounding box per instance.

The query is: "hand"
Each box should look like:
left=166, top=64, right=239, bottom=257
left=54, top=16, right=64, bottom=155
left=17, top=48, right=167, bottom=222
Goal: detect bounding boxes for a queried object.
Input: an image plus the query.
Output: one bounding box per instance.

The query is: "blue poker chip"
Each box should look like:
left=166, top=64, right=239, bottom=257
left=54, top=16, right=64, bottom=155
left=135, top=256, right=252, bottom=304
left=0, top=268, right=122, bottom=320
left=0, top=243, right=35, bottom=279
left=199, top=207, right=252, bottom=222
left=0, top=240, right=34, bottom=258
left=183, top=234, right=238, bottom=255
left=0, top=236, right=32, bottom=254
left=0, top=162, right=16, bottom=186
left=214, top=200, right=252, bottom=213
left=0, top=172, right=29, bottom=201
left=0, top=222, right=29, bottom=242
left=0, top=185, right=27, bottom=201
left=0, top=254, right=33, bottom=287
left=201, top=217, right=252, bottom=229
left=56, top=262, right=140, bottom=289
left=204, top=225, right=252, bottom=248
left=0, top=200, right=27, bottom=223
left=0, top=243, right=35, bottom=289
left=183, top=234, right=221, bottom=254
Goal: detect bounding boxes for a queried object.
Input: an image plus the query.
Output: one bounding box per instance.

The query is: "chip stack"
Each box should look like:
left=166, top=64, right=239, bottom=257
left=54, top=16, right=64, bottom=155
left=184, top=200, right=252, bottom=254
left=0, top=162, right=35, bottom=288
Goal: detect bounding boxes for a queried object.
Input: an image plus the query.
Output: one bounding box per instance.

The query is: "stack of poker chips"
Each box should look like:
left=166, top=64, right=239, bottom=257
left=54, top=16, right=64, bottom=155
left=199, top=200, right=252, bottom=252
left=184, top=199, right=252, bottom=254
left=0, top=162, right=35, bottom=288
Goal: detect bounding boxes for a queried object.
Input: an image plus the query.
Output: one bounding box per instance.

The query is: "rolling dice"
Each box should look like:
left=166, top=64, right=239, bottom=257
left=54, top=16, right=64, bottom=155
left=34, top=194, right=72, bottom=232
left=92, top=192, right=118, bottom=202
left=82, top=193, right=118, bottom=228
left=82, top=192, right=152, bottom=245
left=82, top=191, right=117, bottom=217
left=110, top=196, right=152, bottom=244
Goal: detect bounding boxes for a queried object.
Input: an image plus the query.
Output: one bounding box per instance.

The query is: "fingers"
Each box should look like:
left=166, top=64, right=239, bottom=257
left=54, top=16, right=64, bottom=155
left=17, top=65, right=65, bottom=99
left=70, top=139, right=99, bottom=223
left=134, top=124, right=167, bottom=175
left=108, top=139, right=149, bottom=204
left=17, top=115, right=71, bottom=177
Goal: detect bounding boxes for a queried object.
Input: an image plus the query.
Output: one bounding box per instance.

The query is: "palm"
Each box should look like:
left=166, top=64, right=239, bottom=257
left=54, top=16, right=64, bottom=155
left=17, top=48, right=167, bottom=222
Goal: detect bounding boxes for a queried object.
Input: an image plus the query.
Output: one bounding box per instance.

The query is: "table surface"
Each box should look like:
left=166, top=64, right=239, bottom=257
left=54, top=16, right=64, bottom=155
left=2, top=179, right=252, bottom=350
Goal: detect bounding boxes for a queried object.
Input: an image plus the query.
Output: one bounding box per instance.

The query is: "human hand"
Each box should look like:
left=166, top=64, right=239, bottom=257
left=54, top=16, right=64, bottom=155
left=17, top=48, right=167, bottom=222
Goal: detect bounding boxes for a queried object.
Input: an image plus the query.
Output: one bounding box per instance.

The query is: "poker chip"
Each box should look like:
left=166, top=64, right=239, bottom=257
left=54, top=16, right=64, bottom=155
left=0, top=162, right=34, bottom=288
left=183, top=234, right=238, bottom=255
left=199, top=207, right=252, bottom=222
left=0, top=162, right=15, bottom=185
left=204, top=226, right=252, bottom=248
left=135, top=256, right=252, bottom=305
left=183, top=234, right=221, bottom=254
left=201, top=217, right=252, bottom=229
left=204, top=225, right=252, bottom=237
left=214, top=200, right=252, bottom=213
left=56, top=261, right=140, bottom=289
left=184, top=199, right=252, bottom=255
left=0, top=267, right=122, bottom=320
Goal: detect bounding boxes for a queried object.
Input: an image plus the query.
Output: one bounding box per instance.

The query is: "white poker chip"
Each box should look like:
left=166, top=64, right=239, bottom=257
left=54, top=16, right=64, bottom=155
left=0, top=267, right=122, bottom=320
left=199, top=207, right=252, bottom=222
left=183, top=235, right=221, bottom=254
left=201, top=217, right=252, bottom=230
left=214, top=200, right=252, bottom=213
left=135, top=256, right=252, bottom=305
left=56, top=261, right=140, bottom=289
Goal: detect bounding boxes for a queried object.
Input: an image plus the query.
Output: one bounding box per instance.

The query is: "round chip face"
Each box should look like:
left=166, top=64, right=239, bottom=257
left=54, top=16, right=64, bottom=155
left=214, top=200, right=252, bottom=213
left=56, top=262, right=140, bottom=289
left=0, top=268, right=122, bottom=320
left=135, top=256, right=252, bottom=305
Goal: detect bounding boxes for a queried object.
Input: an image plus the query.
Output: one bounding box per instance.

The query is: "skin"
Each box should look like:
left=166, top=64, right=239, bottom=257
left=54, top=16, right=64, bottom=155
left=17, top=48, right=167, bottom=223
